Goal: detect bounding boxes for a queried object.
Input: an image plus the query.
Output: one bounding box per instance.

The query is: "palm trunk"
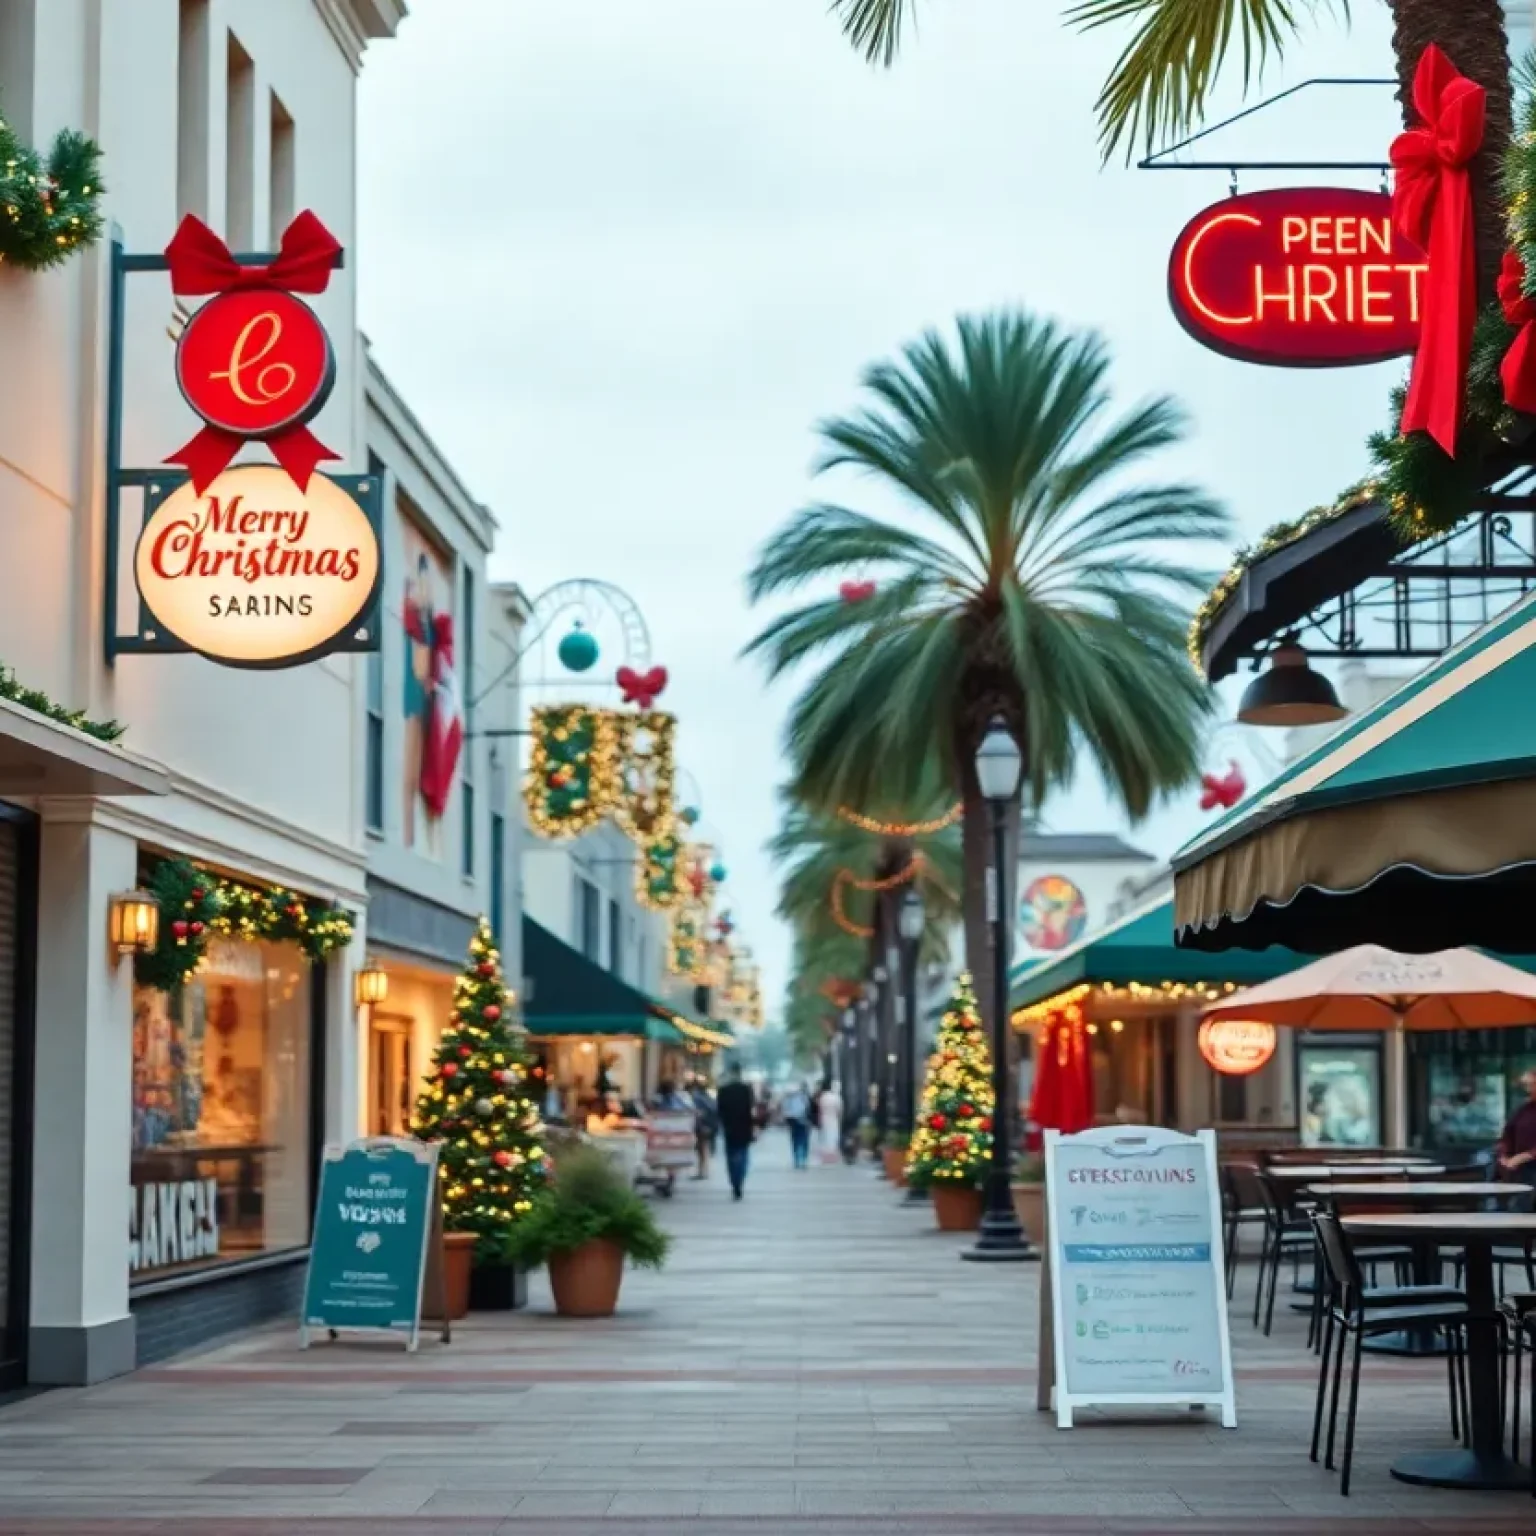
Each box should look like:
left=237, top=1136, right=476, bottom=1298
left=1389, top=0, right=1512, bottom=306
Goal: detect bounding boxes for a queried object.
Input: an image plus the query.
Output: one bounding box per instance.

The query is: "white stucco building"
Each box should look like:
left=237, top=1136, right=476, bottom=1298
left=0, top=0, right=403, bottom=1386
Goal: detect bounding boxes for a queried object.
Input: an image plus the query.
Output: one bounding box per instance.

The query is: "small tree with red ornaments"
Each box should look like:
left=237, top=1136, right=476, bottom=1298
left=905, top=971, right=994, bottom=1189
left=411, top=917, right=546, bottom=1260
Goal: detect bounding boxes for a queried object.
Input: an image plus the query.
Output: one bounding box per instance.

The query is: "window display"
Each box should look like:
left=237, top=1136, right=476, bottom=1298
left=1299, top=1044, right=1381, bottom=1147
left=130, top=937, right=312, bottom=1279
left=1425, top=1055, right=1508, bottom=1147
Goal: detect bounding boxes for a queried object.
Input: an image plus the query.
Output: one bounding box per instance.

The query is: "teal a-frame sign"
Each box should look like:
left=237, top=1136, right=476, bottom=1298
left=300, top=1137, right=448, bottom=1350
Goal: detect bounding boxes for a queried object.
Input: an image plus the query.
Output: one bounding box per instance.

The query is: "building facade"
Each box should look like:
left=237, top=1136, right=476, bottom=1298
left=0, top=0, right=402, bottom=1385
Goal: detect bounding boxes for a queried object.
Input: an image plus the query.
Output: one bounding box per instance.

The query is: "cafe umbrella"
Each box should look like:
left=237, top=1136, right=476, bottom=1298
left=1199, top=945, right=1536, bottom=1144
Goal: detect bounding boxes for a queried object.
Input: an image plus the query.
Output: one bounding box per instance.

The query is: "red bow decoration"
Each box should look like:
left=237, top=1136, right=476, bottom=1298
left=1199, top=761, right=1246, bottom=812
left=1498, top=250, right=1536, bottom=413
left=164, top=210, right=342, bottom=492
left=839, top=579, right=876, bottom=603
left=617, top=665, right=668, bottom=708
left=1390, top=44, right=1485, bottom=457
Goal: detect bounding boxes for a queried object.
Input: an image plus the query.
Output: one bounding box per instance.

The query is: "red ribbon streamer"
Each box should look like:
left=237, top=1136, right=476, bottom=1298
left=1390, top=44, right=1485, bottom=458
left=1498, top=250, right=1536, bottom=414
left=164, top=210, right=342, bottom=491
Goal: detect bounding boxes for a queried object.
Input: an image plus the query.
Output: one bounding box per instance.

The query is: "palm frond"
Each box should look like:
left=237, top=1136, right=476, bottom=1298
left=1066, top=0, right=1345, bottom=163
left=830, top=0, right=918, bottom=66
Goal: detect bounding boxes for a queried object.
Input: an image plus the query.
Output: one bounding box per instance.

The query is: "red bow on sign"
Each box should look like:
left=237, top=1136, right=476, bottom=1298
left=617, top=665, right=668, bottom=708
left=164, top=210, right=343, bottom=492
left=1199, top=761, right=1246, bottom=812
left=1391, top=44, right=1485, bottom=457
left=839, top=579, right=877, bottom=603
left=1498, top=251, right=1536, bottom=414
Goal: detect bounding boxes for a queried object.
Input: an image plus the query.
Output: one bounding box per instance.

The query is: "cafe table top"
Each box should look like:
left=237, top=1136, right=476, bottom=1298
left=1341, top=1211, right=1536, bottom=1241
left=1266, top=1163, right=1444, bottom=1181
left=1308, top=1181, right=1530, bottom=1203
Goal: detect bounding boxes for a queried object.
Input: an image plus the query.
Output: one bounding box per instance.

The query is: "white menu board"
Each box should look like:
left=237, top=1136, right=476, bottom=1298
left=1043, top=1125, right=1236, bottom=1430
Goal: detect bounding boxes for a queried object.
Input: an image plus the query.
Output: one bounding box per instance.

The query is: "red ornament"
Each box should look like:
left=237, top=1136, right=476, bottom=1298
left=839, top=579, right=876, bottom=603
left=960, top=1104, right=974, bottom=1118
left=548, top=768, right=571, bottom=790
left=441, top=1062, right=459, bottom=1078
left=930, top=1113, right=947, bottom=1131
left=163, top=211, right=342, bottom=492
left=1499, top=251, right=1536, bottom=413
left=458, top=1045, right=472, bottom=1059
left=979, top=1117, right=993, bottom=1133
left=477, top=961, right=495, bottom=977
left=616, top=664, right=668, bottom=709
left=1391, top=44, right=1486, bottom=456
left=190, top=887, right=204, bottom=900
left=1199, top=760, right=1246, bottom=812
left=492, top=1150, right=512, bottom=1168
left=483, top=1004, right=501, bottom=1021
left=171, top=920, right=189, bottom=938
left=286, top=903, right=302, bottom=918
left=189, top=921, right=204, bottom=936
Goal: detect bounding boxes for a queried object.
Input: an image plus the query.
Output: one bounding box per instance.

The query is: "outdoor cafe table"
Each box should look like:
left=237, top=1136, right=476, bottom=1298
left=1310, top=1184, right=1530, bottom=1354
left=1343, top=1212, right=1536, bottom=1491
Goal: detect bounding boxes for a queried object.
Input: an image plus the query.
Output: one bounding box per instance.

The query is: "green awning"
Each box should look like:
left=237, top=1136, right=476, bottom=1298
left=1011, top=895, right=1310, bottom=1013
left=1172, top=594, right=1536, bottom=954
left=522, top=916, right=681, bottom=1041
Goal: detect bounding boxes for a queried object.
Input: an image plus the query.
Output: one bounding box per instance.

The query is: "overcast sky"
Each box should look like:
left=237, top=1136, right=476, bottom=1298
left=358, top=0, right=1407, bottom=1013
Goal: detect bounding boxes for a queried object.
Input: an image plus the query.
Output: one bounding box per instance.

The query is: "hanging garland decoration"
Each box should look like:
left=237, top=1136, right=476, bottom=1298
left=0, top=662, right=123, bottom=741
left=0, top=101, right=104, bottom=272
left=635, top=830, right=688, bottom=912
left=610, top=710, right=676, bottom=844
left=134, top=859, right=354, bottom=993
left=523, top=705, right=621, bottom=838
left=667, top=900, right=709, bottom=979
left=830, top=855, right=924, bottom=939
left=835, top=803, right=962, bottom=836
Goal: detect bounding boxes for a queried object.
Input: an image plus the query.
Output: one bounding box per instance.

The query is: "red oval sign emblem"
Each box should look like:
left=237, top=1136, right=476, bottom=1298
left=175, top=288, right=335, bottom=437
left=1168, top=187, right=1426, bottom=367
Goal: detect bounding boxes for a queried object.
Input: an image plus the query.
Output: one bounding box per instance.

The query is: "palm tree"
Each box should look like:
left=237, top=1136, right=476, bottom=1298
left=830, top=1, right=1513, bottom=304
left=746, top=310, right=1228, bottom=1024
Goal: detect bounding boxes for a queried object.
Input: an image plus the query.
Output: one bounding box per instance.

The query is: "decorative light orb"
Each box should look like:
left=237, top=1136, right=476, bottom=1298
left=710, top=861, right=727, bottom=883
left=354, top=963, right=389, bottom=1006
left=1198, top=1018, right=1277, bottom=1076
left=557, top=624, right=599, bottom=673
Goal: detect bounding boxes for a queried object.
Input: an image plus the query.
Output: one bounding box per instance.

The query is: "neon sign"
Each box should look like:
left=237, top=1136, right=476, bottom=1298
left=1197, top=1018, right=1277, bottom=1077
left=1168, top=188, right=1426, bottom=367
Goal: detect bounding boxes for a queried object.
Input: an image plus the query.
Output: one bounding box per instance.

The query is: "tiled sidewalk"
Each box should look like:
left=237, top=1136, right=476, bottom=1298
left=0, top=1138, right=1533, bottom=1531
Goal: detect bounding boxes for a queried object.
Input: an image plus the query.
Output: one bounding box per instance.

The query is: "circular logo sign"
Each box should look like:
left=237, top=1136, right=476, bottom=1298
left=135, top=465, right=379, bottom=668
left=1197, top=1018, right=1277, bottom=1077
left=175, top=289, right=335, bottom=438
left=1020, top=875, right=1088, bottom=952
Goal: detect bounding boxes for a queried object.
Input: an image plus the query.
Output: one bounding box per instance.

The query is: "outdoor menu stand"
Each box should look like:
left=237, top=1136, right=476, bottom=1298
left=1312, top=1184, right=1529, bottom=1357
left=1343, top=1212, right=1536, bottom=1491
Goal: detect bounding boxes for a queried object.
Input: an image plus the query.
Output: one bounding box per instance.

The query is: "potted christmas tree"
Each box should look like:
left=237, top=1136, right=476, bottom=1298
left=411, top=917, right=547, bottom=1316
left=904, top=973, right=993, bottom=1233
left=506, top=1141, right=670, bottom=1317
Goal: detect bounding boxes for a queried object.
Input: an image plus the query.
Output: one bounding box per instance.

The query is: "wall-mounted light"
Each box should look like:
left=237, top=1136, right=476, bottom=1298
left=354, top=963, right=389, bottom=1007
left=109, top=890, right=159, bottom=957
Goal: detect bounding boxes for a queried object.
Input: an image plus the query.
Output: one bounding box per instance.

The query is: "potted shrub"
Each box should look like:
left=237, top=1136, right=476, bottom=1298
left=443, top=1231, right=478, bottom=1320
left=506, top=1144, right=670, bottom=1317
left=1011, top=1152, right=1047, bottom=1247
left=882, top=1132, right=908, bottom=1184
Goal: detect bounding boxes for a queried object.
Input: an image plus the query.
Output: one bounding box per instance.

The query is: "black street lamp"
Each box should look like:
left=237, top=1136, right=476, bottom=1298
left=963, top=716, right=1035, bottom=1263
left=839, top=1007, right=858, bottom=1162
left=897, top=887, right=924, bottom=1139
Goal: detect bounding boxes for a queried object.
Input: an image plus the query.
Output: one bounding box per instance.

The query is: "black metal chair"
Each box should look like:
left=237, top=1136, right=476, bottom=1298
left=1309, top=1210, right=1473, bottom=1496
left=1221, top=1162, right=1268, bottom=1300
left=1253, top=1167, right=1317, bottom=1335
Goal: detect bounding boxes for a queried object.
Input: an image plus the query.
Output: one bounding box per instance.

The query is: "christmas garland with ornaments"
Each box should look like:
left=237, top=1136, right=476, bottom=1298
left=0, top=100, right=103, bottom=271
left=134, top=858, right=355, bottom=993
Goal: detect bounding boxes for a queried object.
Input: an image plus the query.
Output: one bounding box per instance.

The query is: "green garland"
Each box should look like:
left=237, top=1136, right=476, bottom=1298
left=134, top=857, right=355, bottom=993
left=1505, top=67, right=1536, bottom=295
left=0, top=663, right=123, bottom=741
left=635, top=831, right=687, bottom=911
left=0, top=101, right=104, bottom=271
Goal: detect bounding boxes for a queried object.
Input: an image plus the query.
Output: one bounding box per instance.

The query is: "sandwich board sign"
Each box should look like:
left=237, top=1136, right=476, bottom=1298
left=1041, top=1125, right=1236, bottom=1429
left=300, top=1136, right=449, bottom=1350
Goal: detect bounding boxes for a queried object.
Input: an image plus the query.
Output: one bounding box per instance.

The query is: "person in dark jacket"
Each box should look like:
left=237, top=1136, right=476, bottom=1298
left=715, top=1064, right=757, bottom=1200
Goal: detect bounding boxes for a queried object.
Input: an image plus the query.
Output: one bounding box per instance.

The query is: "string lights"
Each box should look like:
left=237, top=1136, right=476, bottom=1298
left=835, top=803, right=963, bottom=836
left=830, top=855, right=924, bottom=938
left=523, top=705, right=622, bottom=838
left=1011, top=979, right=1242, bottom=1030
left=609, top=710, right=676, bottom=844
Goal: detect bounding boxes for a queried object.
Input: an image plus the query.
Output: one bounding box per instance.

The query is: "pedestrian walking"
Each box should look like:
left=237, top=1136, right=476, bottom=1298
left=783, top=1081, right=812, bottom=1169
left=817, top=1080, right=844, bottom=1164
left=689, top=1076, right=718, bottom=1181
left=716, top=1064, right=757, bottom=1200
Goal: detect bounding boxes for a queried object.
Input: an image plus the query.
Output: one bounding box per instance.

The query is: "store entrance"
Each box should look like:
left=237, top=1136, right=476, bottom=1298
left=369, top=1014, right=413, bottom=1138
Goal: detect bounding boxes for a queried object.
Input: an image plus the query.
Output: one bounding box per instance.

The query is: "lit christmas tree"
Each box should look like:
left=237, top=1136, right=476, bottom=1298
left=905, top=972, right=994, bottom=1188
left=411, top=917, right=547, bottom=1259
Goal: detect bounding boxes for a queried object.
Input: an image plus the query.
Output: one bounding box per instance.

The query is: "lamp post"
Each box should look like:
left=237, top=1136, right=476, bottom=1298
left=963, top=716, right=1035, bottom=1263
left=897, top=887, right=924, bottom=1139
left=840, top=1007, right=858, bottom=1163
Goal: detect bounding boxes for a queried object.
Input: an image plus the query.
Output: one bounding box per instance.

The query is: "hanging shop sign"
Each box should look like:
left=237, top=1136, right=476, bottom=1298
left=1197, top=1017, right=1277, bottom=1076
left=1168, top=187, right=1426, bottom=367
left=134, top=464, right=381, bottom=668
left=1041, top=1125, right=1236, bottom=1430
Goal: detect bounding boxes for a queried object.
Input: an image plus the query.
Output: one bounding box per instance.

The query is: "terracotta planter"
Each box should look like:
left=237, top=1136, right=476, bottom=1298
left=547, top=1238, right=625, bottom=1318
left=443, top=1231, right=477, bottom=1320
left=1011, top=1182, right=1046, bottom=1247
left=931, top=1183, right=983, bottom=1233
left=883, top=1147, right=907, bottom=1184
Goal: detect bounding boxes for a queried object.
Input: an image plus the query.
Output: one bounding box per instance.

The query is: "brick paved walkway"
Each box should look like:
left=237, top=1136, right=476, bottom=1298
left=0, top=1135, right=1533, bottom=1531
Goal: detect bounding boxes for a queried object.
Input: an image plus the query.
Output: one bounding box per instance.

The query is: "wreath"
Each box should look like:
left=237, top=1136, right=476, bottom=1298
left=0, top=101, right=103, bottom=272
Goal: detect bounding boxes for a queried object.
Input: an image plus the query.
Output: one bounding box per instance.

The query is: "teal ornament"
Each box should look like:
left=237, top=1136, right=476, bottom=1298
left=709, top=861, right=727, bottom=883
left=680, top=805, right=699, bottom=825
left=557, top=626, right=599, bottom=673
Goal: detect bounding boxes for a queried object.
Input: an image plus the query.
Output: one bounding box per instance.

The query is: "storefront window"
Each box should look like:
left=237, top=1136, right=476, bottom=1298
left=130, top=937, right=312, bottom=1280
left=1425, top=1055, right=1507, bottom=1147
left=1299, top=1044, right=1381, bottom=1147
